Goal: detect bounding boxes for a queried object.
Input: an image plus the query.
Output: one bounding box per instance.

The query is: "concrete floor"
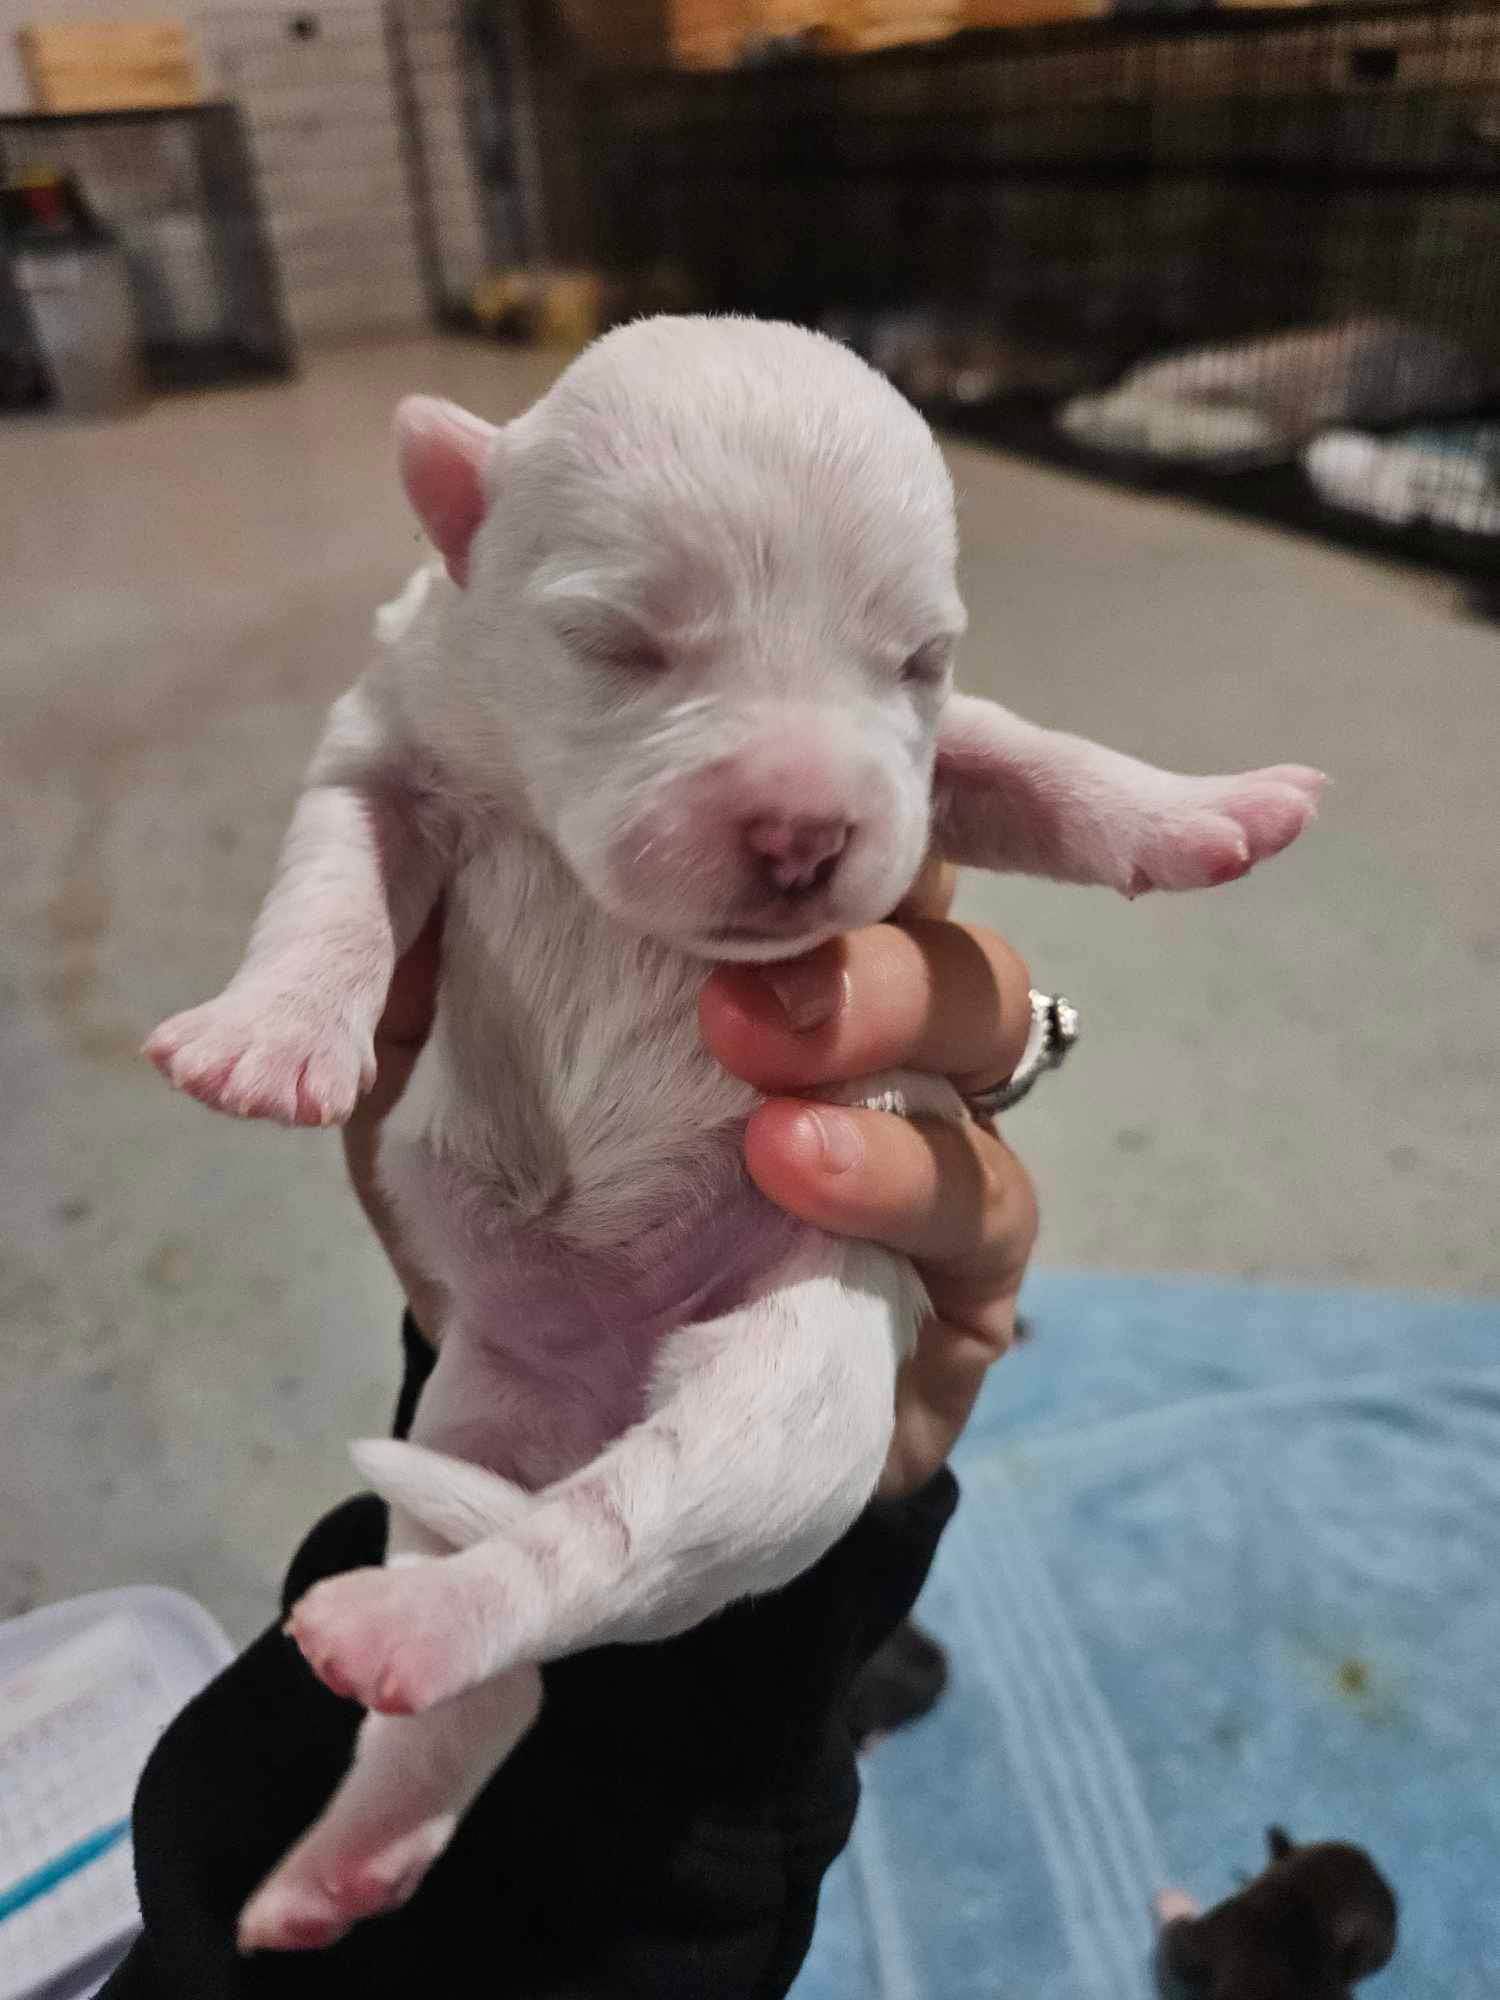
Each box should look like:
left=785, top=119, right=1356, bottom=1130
left=3, top=335, right=1496, bottom=1643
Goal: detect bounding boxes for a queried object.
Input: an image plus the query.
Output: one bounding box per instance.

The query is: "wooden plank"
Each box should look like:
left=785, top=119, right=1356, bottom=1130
left=20, top=21, right=201, bottom=114
left=964, top=0, right=1108, bottom=27
left=821, top=3, right=965, bottom=52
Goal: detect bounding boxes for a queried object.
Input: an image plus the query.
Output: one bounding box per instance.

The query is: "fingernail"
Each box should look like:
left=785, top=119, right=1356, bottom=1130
left=799, top=1108, right=863, bottom=1175
left=762, top=953, right=845, bottom=1032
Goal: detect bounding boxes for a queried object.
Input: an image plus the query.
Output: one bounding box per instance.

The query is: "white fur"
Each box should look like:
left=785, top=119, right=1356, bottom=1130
left=146, top=316, right=1322, bottom=1953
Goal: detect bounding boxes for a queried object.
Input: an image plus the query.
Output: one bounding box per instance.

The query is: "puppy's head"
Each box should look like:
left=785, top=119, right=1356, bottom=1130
left=397, top=317, right=964, bottom=960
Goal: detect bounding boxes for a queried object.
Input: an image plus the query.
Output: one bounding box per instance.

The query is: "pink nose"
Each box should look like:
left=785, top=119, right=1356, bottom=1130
left=744, top=814, right=851, bottom=896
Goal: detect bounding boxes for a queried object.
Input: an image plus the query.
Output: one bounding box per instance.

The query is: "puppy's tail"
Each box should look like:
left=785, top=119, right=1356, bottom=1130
left=351, top=1439, right=532, bottom=1549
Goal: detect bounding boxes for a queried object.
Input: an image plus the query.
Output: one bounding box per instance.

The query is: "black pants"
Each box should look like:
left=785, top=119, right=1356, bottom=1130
left=102, top=1320, right=958, bottom=1998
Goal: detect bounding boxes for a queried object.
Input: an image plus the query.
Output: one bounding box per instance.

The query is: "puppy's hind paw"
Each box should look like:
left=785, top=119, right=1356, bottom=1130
left=238, top=1818, right=455, bottom=1953
left=237, top=1875, right=350, bottom=1956
left=286, top=1563, right=485, bottom=1715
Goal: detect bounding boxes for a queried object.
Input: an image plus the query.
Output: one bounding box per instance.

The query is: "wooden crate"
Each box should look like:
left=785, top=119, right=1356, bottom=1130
left=672, top=0, right=757, bottom=67
left=558, top=0, right=757, bottom=69
left=20, top=19, right=200, bottom=113
left=758, top=0, right=965, bottom=52
left=817, top=1, right=964, bottom=52
left=557, top=0, right=667, bottom=66
left=562, top=0, right=963, bottom=68
left=758, top=0, right=831, bottom=37
left=963, top=0, right=1108, bottom=26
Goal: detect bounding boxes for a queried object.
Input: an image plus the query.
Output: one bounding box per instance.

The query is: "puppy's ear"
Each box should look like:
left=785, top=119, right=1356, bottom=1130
left=394, top=396, right=499, bottom=588
left=1266, top=1826, right=1296, bottom=1862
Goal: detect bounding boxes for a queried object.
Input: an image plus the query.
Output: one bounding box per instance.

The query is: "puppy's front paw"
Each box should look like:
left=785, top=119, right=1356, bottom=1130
left=145, top=986, right=375, bottom=1126
left=287, top=1563, right=493, bottom=1715
left=1122, top=765, right=1324, bottom=896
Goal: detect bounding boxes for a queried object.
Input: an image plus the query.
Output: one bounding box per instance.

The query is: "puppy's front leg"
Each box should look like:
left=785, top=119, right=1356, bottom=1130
left=934, top=692, right=1323, bottom=895
left=288, top=1236, right=917, bottom=1714
left=147, top=699, right=449, bottom=1125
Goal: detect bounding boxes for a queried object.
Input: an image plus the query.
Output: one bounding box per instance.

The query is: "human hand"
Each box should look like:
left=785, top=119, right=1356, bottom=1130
left=346, top=870, right=1041, bottom=1499
left=699, top=861, right=1039, bottom=1496
left=341, top=903, right=449, bottom=1337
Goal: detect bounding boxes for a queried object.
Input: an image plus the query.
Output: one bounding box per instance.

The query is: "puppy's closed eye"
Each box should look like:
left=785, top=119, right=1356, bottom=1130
left=899, top=638, right=954, bottom=688
left=552, top=604, right=669, bottom=679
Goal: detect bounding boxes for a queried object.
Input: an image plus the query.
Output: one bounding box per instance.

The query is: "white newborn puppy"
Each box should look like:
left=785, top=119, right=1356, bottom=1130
left=147, top=316, right=1321, bottom=1953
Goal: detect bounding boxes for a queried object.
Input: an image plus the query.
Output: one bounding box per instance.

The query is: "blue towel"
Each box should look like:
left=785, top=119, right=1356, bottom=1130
left=793, top=1272, right=1500, bottom=2000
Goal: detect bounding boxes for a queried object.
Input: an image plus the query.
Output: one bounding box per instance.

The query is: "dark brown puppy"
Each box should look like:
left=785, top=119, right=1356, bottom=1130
left=847, top=1617, right=949, bottom=1750
left=1157, top=1827, right=1398, bottom=2000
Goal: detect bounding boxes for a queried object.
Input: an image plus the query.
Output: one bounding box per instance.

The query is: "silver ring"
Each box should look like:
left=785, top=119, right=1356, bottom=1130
left=965, top=991, right=1079, bottom=1120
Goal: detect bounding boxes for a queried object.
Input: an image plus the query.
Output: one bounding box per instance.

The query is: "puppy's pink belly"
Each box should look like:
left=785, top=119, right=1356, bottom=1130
left=410, top=1309, right=652, bottom=1492
left=397, top=1150, right=803, bottom=1491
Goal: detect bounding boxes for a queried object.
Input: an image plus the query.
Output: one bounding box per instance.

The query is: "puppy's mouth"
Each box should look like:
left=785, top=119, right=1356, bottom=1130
left=718, top=919, right=808, bottom=943
left=697, top=914, right=843, bottom=962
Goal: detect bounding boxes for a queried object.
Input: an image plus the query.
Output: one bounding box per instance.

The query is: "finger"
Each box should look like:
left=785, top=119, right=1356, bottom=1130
left=881, top=1130, right=1037, bottom=1496
left=744, top=1101, right=1036, bottom=1322
left=746, top=1101, right=1036, bottom=1498
left=373, top=901, right=445, bottom=1052
left=890, top=855, right=957, bottom=923
left=344, top=901, right=447, bottom=1329
left=701, top=919, right=1032, bottom=1097
left=881, top=1316, right=998, bottom=1498
left=347, top=903, right=446, bottom=1131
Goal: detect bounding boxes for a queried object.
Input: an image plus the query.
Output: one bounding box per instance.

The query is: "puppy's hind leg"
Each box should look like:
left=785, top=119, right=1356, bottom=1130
left=292, top=1234, right=920, bottom=1712
left=240, top=1501, right=540, bottom=1955
left=237, top=1659, right=541, bottom=1954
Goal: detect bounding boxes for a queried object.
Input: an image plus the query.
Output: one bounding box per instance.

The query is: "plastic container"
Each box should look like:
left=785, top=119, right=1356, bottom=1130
left=3, top=173, right=148, bottom=418
left=122, top=209, right=222, bottom=345
left=0, top=1587, right=234, bottom=2000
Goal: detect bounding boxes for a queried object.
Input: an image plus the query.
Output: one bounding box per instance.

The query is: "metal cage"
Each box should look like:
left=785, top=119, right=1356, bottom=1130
left=579, top=0, right=1500, bottom=576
